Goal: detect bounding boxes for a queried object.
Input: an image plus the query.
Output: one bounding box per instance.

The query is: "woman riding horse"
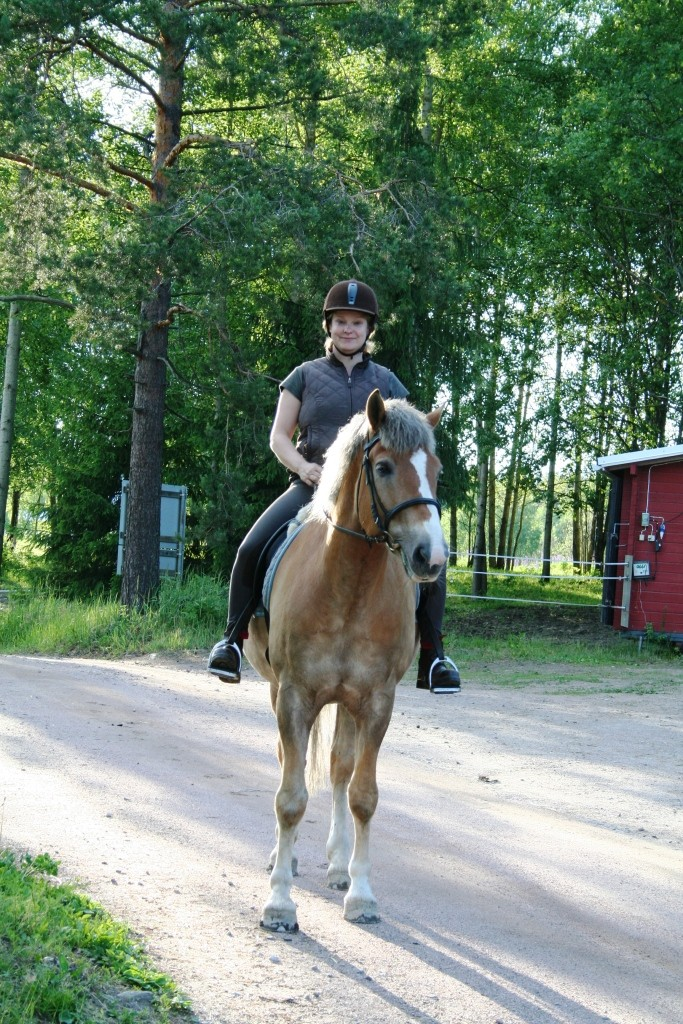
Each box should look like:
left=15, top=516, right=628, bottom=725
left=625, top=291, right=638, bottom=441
left=248, top=390, right=448, bottom=929
left=207, top=279, right=461, bottom=694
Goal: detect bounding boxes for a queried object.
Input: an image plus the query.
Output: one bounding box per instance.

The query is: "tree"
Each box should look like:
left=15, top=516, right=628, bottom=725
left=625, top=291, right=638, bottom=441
left=0, top=295, right=75, bottom=577
left=3, top=0, right=461, bottom=604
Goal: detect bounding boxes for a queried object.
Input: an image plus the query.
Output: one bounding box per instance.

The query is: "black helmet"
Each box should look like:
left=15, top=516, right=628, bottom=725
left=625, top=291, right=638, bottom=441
left=323, top=280, right=378, bottom=327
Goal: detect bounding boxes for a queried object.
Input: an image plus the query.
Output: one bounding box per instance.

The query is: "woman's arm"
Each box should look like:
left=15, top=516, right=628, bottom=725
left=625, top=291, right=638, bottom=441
left=269, top=388, right=322, bottom=487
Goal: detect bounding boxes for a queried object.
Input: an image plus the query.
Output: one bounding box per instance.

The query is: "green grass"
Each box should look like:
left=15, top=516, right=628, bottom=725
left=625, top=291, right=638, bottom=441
left=0, top=849, right=190, bottom=1024
left=440, top=563, right=683, bottom=689
left=0, top=574, right=227, bottom=657
left=446, top=561, right=604, bottom=607
left=0, top=564, right=675, bottom=662
left=1, top=566, right=681, bottom=687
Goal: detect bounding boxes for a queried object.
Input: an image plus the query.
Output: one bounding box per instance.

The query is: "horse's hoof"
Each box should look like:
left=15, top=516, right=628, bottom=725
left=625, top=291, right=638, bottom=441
left=327, top=868, right=350, bottom=891
left=260, top=918, right=299, bottom=933
left=260, top=899, right=298, bottom=933
left=343, top=895, right=380, bottom=924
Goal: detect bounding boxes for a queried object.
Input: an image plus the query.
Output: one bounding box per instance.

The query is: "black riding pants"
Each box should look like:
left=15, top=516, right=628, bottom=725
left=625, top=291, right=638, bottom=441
left=225, top=480, right=314, bottom=643
left=225, top=481, right=449, bottom=654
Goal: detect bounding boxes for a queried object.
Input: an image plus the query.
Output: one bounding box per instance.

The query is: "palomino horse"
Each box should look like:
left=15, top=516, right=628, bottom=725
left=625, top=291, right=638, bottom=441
left=244, top=389, right=447, bottom=931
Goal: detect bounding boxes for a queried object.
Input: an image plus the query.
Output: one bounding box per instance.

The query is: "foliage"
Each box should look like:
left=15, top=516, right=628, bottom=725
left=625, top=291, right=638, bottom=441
left=0, top=848, right=189, bottom=1023
left=2, top=570, right=681, bottom=685
left=0, top=0, right=681, bottom=597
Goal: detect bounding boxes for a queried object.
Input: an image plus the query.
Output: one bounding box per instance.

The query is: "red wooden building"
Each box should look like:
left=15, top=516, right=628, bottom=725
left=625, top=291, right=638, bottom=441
left=596, top=444, right=683, bottom=641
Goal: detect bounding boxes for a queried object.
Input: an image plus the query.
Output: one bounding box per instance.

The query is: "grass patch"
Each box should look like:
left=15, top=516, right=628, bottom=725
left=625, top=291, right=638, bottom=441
left=0, top=575, right=227, bottom=657
left=0, top=849, right=190, bottom=1023
left=442, top=565, right=683, bottom=689
left=1, top=567, right=682, bottom=691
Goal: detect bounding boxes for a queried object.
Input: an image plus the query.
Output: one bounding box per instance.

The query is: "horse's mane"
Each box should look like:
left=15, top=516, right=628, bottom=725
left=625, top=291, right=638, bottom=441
left=307, top=399, right=436, bottom=522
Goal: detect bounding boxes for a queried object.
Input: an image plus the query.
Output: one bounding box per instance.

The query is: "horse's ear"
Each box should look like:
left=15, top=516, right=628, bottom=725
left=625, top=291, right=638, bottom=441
left=366, top=388, right=386, bottom=433
left=426, top=406, right=444, bottom=429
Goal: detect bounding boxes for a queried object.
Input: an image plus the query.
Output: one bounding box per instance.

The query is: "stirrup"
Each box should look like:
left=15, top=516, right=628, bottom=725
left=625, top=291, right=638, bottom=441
left=427, top=655, right=461, bottom=694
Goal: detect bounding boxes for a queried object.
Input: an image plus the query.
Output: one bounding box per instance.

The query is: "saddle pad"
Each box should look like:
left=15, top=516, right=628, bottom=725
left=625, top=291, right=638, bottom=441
left=261, top=521, right=305, bottom=614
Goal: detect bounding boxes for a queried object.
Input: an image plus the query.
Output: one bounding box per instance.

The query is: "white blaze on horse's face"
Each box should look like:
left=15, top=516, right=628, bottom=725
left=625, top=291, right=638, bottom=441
left=409, top=449, right=448, bottom=573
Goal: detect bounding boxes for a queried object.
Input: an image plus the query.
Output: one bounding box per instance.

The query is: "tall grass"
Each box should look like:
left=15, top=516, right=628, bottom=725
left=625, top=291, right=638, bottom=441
left=1, top=567, right=680, bottom=674
left=0, top=574, right=227, bottom=657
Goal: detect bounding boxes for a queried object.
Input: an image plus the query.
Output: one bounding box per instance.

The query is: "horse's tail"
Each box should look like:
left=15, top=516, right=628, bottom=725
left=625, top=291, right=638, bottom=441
left=307, top=703, right=336, bottom=796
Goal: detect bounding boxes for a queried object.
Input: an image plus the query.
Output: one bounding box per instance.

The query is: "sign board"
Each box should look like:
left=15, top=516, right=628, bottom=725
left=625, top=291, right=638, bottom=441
left=116, top=479, right=187, bottom=578
left=633, top=560, right=652, bottom=579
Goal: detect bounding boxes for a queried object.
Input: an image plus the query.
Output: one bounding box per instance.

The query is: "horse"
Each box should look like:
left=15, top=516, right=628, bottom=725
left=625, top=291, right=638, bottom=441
left=244, top=388, right=447, bottom=932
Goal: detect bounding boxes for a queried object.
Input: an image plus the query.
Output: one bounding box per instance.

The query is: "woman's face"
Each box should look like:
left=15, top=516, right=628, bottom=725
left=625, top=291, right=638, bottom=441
left=328, top=311, right=371, bottom=355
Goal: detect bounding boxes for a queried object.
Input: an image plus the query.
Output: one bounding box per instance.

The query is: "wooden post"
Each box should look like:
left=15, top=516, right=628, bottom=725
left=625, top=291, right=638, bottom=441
left=621, top=555, right=632, bottom=628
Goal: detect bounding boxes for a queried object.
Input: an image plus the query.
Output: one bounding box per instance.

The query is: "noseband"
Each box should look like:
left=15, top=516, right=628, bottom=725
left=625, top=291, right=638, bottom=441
left=324, top=435, right=441, bottom=552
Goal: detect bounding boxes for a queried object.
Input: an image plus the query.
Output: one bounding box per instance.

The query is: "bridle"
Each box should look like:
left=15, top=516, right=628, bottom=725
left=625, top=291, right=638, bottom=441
left=324, top=434, right=441, bottom=553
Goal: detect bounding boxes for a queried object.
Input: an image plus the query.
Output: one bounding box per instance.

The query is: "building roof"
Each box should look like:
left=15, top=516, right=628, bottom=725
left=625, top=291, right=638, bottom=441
left=594, top=444, right=683, bottom=472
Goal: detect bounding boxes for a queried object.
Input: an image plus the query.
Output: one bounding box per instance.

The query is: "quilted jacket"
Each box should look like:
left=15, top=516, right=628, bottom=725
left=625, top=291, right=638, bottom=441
left=288, top=353, right=408, bottom=471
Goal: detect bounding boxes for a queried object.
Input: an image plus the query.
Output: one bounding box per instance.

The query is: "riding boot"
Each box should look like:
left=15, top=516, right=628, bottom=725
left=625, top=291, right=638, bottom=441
left=416, top=638, right=461, bottom=694
left=207, top=635, right=243, bottom=683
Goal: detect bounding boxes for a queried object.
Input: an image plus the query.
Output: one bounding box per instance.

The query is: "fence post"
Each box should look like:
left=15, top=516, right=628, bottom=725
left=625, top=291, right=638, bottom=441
left=621, top=555, right=632, bottom=627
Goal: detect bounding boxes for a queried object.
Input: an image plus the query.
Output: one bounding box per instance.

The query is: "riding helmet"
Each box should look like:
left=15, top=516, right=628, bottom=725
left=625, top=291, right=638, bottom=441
left=323, top=280, right=378, bottom=329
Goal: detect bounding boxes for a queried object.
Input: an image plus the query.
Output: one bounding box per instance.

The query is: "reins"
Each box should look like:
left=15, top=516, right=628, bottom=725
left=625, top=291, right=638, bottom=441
left=324, top=434, right=441, bottom=552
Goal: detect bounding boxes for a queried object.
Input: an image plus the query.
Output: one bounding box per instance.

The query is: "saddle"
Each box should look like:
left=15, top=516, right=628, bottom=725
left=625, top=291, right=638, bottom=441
left=253, top=518, right=305, bottom=621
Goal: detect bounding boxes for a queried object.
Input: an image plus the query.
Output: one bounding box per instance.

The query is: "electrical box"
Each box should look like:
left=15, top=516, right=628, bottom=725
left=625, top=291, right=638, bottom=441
left=116, top=479, right=188, bottom=578
left=641, top=512, right=650, bottom=527
left=633, top=560, right=652, bottom=579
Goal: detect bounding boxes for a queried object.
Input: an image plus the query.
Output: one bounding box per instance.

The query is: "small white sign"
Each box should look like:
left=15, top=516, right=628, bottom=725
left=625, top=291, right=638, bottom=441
left=633, top=561, right=651, bottom=578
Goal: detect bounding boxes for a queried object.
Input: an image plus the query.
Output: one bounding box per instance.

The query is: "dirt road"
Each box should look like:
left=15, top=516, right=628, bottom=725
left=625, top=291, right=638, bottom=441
left=1, top=653, right=681, bottom=1024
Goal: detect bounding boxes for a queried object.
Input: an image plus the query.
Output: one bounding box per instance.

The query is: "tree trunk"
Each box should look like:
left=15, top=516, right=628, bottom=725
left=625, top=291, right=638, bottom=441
left=0, top=302, right=20, bottom=576
left=472, top=441, right=488, bottom=597
left=572, top=343, right=589, bottom=573
left=487, top=450, right=496, bottom=569
left=572, top=455, right=583, bottom=572
left=120, top=280, right=171, bottom=607
left=541, top=336, right=563, bottom=581
left=505, top=382, right=531, bottom=570
left=120, top=17, right=185, bottom=608
left=9, top=488, right=20, bottom=547
left=512, top=486, right=528, bottom=561
left=449, top=508, right=457, bottom=567
left=497, top=376, right=526, bottom=569
left=592, top=473, right=608, bottom=571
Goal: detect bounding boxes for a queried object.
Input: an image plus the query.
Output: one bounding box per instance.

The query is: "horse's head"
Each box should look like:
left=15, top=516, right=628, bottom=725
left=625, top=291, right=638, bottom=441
left=362, top=389, right=448, bottom=582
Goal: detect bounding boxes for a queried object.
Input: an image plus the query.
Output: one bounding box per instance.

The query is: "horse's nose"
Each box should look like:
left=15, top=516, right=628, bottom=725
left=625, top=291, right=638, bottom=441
left=412, top=540, right=447, bottom=579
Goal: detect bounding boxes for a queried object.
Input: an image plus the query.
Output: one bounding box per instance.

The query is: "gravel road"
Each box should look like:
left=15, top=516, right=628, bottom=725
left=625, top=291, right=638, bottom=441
left=1, top=653, right=681, bottom=1024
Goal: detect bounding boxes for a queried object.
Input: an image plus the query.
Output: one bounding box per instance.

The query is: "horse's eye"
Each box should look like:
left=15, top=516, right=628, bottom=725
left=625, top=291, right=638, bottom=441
left=375, top=460, right=393, bottom=478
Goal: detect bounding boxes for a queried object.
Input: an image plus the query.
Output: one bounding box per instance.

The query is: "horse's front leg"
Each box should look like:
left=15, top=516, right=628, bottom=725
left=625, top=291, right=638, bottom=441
left=326, top=705, right=355, bottom=890
left=261, top=685, right=312, bottom=933
left=268, top=728, right=298, bottom=878
left=343, top=691, right=394, bottom=924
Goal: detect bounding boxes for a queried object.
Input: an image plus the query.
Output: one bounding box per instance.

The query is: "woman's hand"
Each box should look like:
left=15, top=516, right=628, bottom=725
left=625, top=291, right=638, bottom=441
left=298, top=461, right=322, bottom=487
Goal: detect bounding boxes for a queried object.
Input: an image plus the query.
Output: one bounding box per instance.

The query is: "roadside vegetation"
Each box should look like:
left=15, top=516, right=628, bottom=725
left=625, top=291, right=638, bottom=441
left=1, top=562, right=680, bottom=676
left=0, top=849, right=190, bottom=1023
left=443, top=566, right=682, bottom=691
